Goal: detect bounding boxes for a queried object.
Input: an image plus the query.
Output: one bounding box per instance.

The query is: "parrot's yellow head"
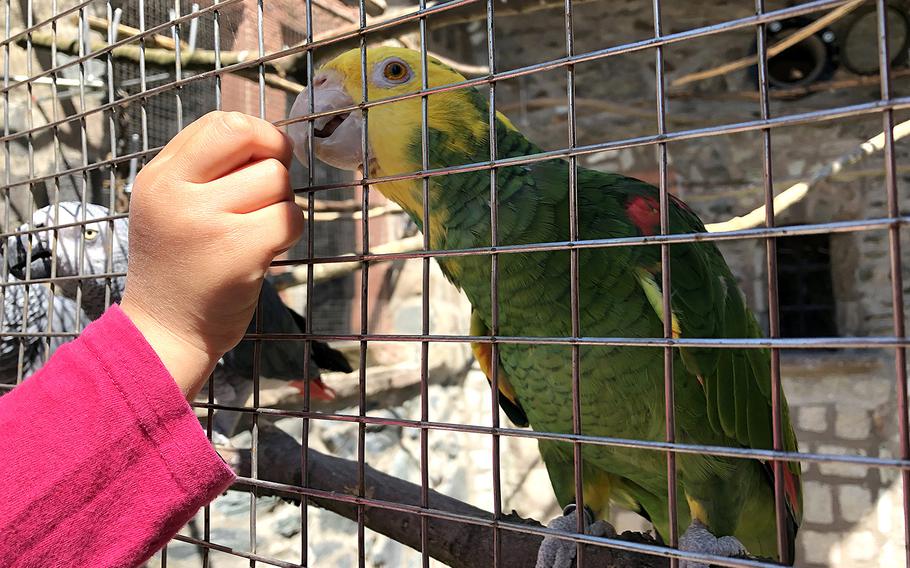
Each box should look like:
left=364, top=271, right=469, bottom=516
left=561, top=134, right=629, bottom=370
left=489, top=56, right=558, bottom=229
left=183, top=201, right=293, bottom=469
left=287, top=47, right=522, bottom=236
left=287, top=47, right=510, bottom=177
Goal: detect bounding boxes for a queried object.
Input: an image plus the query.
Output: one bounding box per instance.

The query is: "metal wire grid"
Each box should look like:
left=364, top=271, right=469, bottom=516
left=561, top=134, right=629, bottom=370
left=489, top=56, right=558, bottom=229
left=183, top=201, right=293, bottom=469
left=0, top=0, right=908, bottom=567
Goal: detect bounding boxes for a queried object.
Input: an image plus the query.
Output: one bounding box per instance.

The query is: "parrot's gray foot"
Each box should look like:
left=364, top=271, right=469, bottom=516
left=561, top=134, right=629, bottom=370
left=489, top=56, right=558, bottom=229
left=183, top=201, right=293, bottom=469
left=535, top=505, right=609, bottom=568
left=679, top=520, right=747, bottom=568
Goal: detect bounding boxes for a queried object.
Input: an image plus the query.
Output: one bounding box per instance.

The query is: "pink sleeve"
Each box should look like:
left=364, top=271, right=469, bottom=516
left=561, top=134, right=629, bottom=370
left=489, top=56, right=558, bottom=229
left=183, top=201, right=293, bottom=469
left=0, top=304, right=236, bottom=567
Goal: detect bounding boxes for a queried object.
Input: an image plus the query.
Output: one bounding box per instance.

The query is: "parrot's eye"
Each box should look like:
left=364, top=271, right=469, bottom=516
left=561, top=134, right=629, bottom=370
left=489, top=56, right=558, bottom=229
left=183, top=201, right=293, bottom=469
left=83, top=228, right=99, bottom=241
left=381, top=60, right=410, bottom=83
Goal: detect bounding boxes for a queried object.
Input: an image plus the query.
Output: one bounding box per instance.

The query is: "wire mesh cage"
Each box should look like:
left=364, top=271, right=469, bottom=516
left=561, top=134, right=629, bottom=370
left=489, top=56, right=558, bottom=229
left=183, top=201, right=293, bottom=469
left=2, top=0, right=910, bottom=567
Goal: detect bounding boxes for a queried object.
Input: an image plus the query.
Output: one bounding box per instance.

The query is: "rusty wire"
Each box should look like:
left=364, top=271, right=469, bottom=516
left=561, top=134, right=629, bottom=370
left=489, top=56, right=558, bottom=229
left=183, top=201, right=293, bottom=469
left=1, top=0, right=908, bottom=567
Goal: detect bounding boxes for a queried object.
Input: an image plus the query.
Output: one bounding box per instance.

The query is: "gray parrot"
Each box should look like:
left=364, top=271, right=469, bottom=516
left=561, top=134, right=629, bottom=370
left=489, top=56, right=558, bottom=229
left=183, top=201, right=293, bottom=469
left=8, top=202, right=352, bottom=437
left=0, top=270, right=90, bottom=383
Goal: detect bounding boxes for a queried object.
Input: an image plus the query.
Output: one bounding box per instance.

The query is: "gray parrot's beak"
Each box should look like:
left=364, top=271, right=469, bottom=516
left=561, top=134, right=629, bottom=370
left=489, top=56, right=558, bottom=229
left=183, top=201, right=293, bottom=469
left=7, top=228, right=52, bottom=281
left=287, top=70, right=365, bottom=172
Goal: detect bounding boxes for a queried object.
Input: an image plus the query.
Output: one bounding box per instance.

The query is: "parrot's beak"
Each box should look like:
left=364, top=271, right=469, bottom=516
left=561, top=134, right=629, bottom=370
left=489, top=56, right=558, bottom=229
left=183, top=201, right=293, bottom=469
left=7, top=227, right=53, bottom=280
left=287, top=70, right=365, bottom=172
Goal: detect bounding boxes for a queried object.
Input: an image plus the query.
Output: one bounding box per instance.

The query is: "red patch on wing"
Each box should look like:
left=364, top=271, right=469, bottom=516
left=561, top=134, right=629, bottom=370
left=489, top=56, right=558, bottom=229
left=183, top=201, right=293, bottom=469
left=626, top=196, right=660, bottom=236
left=627, top=193, right=697, bottom=236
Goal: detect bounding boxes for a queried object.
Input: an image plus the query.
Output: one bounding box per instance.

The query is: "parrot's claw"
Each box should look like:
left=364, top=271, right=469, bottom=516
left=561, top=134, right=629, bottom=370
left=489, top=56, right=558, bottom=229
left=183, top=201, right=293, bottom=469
left=679, top=520, right=747, bottom=568
left=534, top=504, right=609, bottom=568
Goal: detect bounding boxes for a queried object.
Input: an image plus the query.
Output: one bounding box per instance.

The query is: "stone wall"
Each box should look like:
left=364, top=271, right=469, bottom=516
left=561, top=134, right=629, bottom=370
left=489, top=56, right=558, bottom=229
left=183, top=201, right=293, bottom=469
left=480, top=2, right=910, bottom=566
left=6, top=0, right=910, bottom=567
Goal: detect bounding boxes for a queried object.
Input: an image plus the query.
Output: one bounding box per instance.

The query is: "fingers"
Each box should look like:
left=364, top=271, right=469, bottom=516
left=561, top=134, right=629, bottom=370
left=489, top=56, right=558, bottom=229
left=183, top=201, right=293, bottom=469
left=246, top=199, right=305, bottom=256
left=153, top=111, right=293, bottom=184
left=209, top=158, right=293, bottom=214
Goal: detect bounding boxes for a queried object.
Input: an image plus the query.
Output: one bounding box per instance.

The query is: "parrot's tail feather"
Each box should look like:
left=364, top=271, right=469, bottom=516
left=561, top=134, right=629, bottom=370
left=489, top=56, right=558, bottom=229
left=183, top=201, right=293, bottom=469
left=759, top=460, right=801, bottom=564
left=288, top=379, right=336, bottom=401
left=782, top=467, right=800, bottom=564
left=783, top=467, right=801, bottom=521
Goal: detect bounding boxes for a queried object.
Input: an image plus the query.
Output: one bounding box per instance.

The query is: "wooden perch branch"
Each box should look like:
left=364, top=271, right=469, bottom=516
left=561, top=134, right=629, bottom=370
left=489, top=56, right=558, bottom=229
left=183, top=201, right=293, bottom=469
left=270, top=235, right=425, bottom=290
left=706, top=118, right=910, bottom=232
left=670, top=0, right=865, bottom=88
left=217, top=422, right=667, bottom=568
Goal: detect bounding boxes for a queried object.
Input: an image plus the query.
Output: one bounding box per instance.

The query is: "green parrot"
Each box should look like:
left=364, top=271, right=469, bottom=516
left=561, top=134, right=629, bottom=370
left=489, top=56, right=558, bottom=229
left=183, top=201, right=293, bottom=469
left=287, top=47, right=802, bottom=567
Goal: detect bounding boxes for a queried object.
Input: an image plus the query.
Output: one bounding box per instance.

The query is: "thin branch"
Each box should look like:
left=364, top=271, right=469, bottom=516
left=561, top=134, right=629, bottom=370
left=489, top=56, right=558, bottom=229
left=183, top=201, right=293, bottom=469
left=496, top=96, right=712, bottom=127
left=394, top=35, right=490, bottom=76
left=498, top=96, right=656, bottom=120
left=669, top=67, right=910, bottom=101
left=670, top=0, right=866, bottom=88
left=20, top=30, right=304, bottom=94
left=312, top=3, right=490, bottom=77
left=86, top=14, right=182, bottom=51
left=217, top=422, right=668, bottom=568
left=269, top=235, right=425, bottom=290
left=341, top=0, right=388, bottom=17
left=280, top=0, right=600, bottom=76
left=706, top=118, right=910, bottom=232
left=680, top=165, right=910, bottom=204
left=287, top=120, right=909, bottom=283
left=312, top=0, right=360, bottom=23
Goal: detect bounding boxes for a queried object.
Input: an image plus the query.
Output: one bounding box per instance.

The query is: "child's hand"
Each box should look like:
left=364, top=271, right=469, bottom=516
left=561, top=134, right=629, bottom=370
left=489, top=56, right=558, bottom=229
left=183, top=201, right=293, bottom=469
left=120, top=111, right=304, bottom=399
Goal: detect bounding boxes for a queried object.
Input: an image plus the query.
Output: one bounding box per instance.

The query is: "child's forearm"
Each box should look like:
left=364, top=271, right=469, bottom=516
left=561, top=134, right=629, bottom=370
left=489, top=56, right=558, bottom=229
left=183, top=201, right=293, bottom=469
left=0, top=304, right=235, bottom=567
left=120, top=302, right=222, bottom=401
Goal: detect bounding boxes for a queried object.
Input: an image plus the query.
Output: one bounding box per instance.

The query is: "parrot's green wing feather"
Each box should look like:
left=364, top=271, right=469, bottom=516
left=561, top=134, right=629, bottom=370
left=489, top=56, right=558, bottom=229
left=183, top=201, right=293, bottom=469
left=470, top=309, right=530, bottom=427
left=604, top=175, right=803, bottom=524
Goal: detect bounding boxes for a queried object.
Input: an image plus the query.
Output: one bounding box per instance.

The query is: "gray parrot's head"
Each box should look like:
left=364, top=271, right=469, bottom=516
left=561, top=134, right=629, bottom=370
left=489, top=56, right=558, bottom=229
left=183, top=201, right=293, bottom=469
left=7, top=202, right=129, bottom=318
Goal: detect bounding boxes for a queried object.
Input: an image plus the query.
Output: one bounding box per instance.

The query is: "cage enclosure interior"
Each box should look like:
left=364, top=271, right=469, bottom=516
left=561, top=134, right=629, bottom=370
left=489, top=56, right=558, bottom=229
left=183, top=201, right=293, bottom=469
left=2, top=0, right=910, bottom=567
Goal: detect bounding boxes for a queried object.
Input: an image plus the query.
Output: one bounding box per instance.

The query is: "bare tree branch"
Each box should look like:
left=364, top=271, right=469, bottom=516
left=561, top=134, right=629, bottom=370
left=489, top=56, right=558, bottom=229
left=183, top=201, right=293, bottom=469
left=312, top=0, right=360, bottom=23
left=20, top=31, right=304, bottom=94
left=496, top=97, right=712, bottom=127
left=284, top=119, right=910, bottom=286
left=394, top=35, right=490, bottom=76
left=337, top=0, right=387, bottom=17
left=668, top=67, right=910, bottom=101
left=401, top=0, right=601, bottom=29
left=280, top=0, right=602, bottom=78
left=670, top=0, right=865, bottom=88
left=217, top=422, right=668, bottom=568
left=85, top=15, right=181, bottom=51
left=706, top=118, right=910, bottom=232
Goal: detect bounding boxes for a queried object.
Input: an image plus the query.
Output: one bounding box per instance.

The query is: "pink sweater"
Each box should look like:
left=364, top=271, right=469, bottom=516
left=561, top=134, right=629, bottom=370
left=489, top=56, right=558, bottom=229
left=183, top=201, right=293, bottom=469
left=0, top=305, right=236, bottom=567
